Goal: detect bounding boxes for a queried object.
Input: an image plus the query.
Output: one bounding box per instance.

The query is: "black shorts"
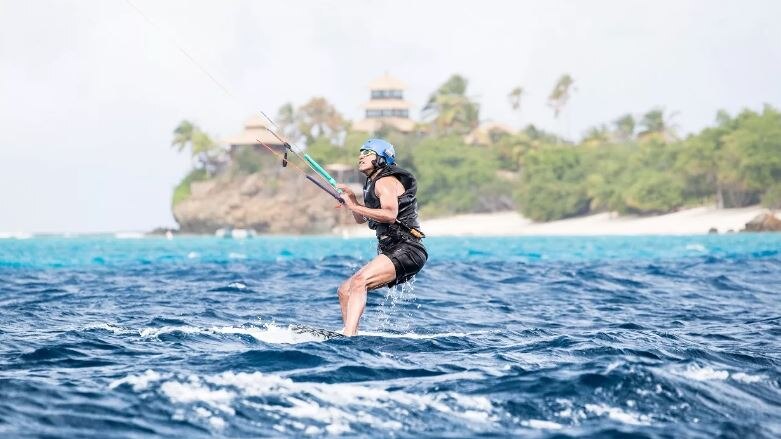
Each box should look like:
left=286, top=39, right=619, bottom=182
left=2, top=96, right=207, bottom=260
left=378, top=237, right=428, bottom=287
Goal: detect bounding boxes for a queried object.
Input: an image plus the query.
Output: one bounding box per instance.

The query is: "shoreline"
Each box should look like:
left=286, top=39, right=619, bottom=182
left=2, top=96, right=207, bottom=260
left=1, top=206, right=772, bottom=239
left=338, top=205, right=769, bottom=237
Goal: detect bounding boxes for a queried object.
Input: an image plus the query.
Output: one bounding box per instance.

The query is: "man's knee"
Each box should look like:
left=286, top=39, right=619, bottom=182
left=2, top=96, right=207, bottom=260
left=337, top=281, right=350, bottom=299
left=351, top=271, right=369, bottom=288
left=339, top=270, right=372, bottom=299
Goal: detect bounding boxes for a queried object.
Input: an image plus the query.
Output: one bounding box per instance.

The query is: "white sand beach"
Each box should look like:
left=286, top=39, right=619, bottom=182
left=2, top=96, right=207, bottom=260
left=338, top=206, right=769, bottom=237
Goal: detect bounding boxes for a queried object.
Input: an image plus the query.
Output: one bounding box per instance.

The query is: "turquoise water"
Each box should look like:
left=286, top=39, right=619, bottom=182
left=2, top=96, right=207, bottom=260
left=3, top=234, right=780, bottom=267
left=1, top=234, right=780, bottom=437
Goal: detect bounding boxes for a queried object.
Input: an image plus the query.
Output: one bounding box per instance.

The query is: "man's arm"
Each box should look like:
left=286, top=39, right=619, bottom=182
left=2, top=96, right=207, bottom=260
left=336, top=184, right=368, bottom=224
left=337, top=178, right=402, bottom=224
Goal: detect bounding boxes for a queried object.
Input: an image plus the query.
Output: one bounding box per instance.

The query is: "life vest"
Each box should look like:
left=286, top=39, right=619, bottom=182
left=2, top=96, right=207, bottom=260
left=362, top=165, right=421, bottom=237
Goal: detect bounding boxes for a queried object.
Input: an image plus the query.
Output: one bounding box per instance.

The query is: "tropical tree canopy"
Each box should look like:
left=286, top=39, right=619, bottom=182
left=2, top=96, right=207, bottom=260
left=171, top=120, right=195, bottom=153
left=547, top=74, right=574, bottom=119
left=170, top=120, right=224, bottom=177
left=171, top=120, right=218, bottom=158
left=295, top=97, right=348, bottom=144
left=612, top=114, right=635, bottom=142
left=422, top=74, right=479, bottom=135
left=638, top=108, right=678, bottom=142
left=582, top=125, right=611, bottom=147
left=508, top=86, right=524, bottom=111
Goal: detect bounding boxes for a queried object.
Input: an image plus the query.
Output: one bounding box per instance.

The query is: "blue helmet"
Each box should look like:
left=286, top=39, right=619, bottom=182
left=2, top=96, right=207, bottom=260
left=360, top=138, right=395, bottom=166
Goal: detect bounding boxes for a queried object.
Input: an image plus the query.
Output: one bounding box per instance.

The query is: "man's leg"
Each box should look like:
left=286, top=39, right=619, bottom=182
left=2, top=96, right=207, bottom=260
left=337, top=279, right=351, bottom=324
left=341, top=254, right=397, bottom=336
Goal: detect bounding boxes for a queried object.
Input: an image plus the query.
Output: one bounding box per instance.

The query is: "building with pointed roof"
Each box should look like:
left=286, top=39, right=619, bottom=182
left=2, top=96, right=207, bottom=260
left=223, top=115, right=286, bottom=149
left=222, top=115, right=288, bottom=166
left=352, top=73, right=415, bottom=133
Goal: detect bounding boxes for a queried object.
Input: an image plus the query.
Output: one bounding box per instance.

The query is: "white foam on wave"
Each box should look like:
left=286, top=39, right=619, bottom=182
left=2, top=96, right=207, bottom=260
left=135, top=322, right=469, bottom=344
left=732, top=372, right=765, bottom=383
left=677, top=365, right=729, bottom=381
left=161, top=379, right=235, bottom=414
left=585, top=403, right=651, bottom=426
left=522, top=419, right=563, bottom=430
left=193, top=407, right=226, bottom=429
left=210, top=324, right=326, bottom=344
left=554, top=398, right=587, bottom=423
left=672, top=364, right=764, bottom=383
left=139, top=325, right=204, bottom=338
left=109, top=369, right=164, bottom=391
left=112, top=369, right=498, bottom=433
left=685, top=243, right=707, bottom=252
left=83, top=322, right=134, bottom=335
left=137, top=323, right=329, bottom=344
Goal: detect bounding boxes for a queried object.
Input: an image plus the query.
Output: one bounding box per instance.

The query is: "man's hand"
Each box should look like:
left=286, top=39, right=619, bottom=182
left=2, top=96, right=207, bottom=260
left=336, top=184, right=356, bottom=198
left=336, top=184, right=358, bottom=208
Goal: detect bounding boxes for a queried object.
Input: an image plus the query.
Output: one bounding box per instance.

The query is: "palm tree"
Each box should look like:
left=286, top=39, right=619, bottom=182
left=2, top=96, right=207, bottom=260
left=508, top=86, right=524, bottom=125
left=612, top=114, right=635, bottom=142
left=431, top=93, right=479, bottom=135
left=422, top=74, right=479, bottom=135
left=638, top=107, right=679, bottom=142
left=547, top=74, right=574, bottom=119
left=191, top=130, right=216, bottom=156
left=582, top=125, right=611, bottom=147
left=171, top=120, right=195, bottom=153
left=423, top=74, right=468, bottom=113
left=171, top=120, right=220, bottom=173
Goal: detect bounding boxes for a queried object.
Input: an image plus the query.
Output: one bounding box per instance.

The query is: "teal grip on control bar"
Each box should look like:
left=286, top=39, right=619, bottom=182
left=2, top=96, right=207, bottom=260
left=304, top=154, right=338, bottom=188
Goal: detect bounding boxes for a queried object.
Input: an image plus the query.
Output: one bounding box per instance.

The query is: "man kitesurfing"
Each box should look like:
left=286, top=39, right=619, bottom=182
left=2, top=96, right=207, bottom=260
left=335, top=139, right=427, bottom=336
left=249, top=134, right=426, bottom=337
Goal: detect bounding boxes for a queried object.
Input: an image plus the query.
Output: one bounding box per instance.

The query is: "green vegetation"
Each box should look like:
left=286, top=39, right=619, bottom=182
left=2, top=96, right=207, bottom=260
left=231, top=146, right=266, bottom=175
left=172, top=169, right=208, bottom=206
left=408, top=137, right=504, bottom=215
left=170, top=73, right=781, bottom=220
left=513, top=105, right=781, bottom=220
left=548, top=74, right=575, bottom=120
left=516, top=146, right=589, bottom=220
left=422, top=75, right=480, bottom=136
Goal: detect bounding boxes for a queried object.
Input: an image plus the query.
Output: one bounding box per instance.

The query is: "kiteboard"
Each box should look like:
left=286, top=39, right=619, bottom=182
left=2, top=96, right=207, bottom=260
left=290, top=325, right=344, bottom=339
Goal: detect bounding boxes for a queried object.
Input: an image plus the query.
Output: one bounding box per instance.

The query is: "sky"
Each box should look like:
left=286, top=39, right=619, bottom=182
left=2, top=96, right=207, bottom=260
left=1, top=0, right=779, bottom=233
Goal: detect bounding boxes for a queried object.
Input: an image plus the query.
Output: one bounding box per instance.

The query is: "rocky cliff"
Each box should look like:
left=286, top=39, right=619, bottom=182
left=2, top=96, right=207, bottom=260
left=743, top=211, right=781, bottom=232
left=172, top=171, right=356, bottom=234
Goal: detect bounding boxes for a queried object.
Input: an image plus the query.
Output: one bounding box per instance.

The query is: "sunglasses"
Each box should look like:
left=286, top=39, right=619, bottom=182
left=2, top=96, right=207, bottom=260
left=359, top=149, right=377, bottom=157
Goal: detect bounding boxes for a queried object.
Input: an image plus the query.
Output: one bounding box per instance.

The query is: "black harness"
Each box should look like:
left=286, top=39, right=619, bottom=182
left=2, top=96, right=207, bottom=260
left=362, top=165, right=425, bottom=244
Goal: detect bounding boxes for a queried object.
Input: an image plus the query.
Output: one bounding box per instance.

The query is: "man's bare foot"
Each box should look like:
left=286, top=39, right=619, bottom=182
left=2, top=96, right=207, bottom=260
left=341, top=327, right=357, bottom=337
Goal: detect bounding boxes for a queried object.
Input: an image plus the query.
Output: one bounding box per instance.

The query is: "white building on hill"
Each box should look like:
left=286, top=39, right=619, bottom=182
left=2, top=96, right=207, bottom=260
left=352, top=74, right=415, bottom=133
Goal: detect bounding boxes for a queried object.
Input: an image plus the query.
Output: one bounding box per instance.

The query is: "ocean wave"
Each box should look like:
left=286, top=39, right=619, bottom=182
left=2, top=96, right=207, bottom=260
left=130, top=322, right=473, bottom=344
left=3, top=236, right=781, bottom=437
left=584, top=403, right=652, bottom=426
left=111, top=369, right=499, bottom=434
left=672, top=364, right=766, bottom=383
left=83, top=322, right=135, bottom=335
left=137, top=324, right=330, bottom=344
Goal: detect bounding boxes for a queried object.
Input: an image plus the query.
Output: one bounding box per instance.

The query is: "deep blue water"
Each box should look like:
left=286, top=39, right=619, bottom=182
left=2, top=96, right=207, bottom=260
left=1, top=235, right=780, bottom=438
